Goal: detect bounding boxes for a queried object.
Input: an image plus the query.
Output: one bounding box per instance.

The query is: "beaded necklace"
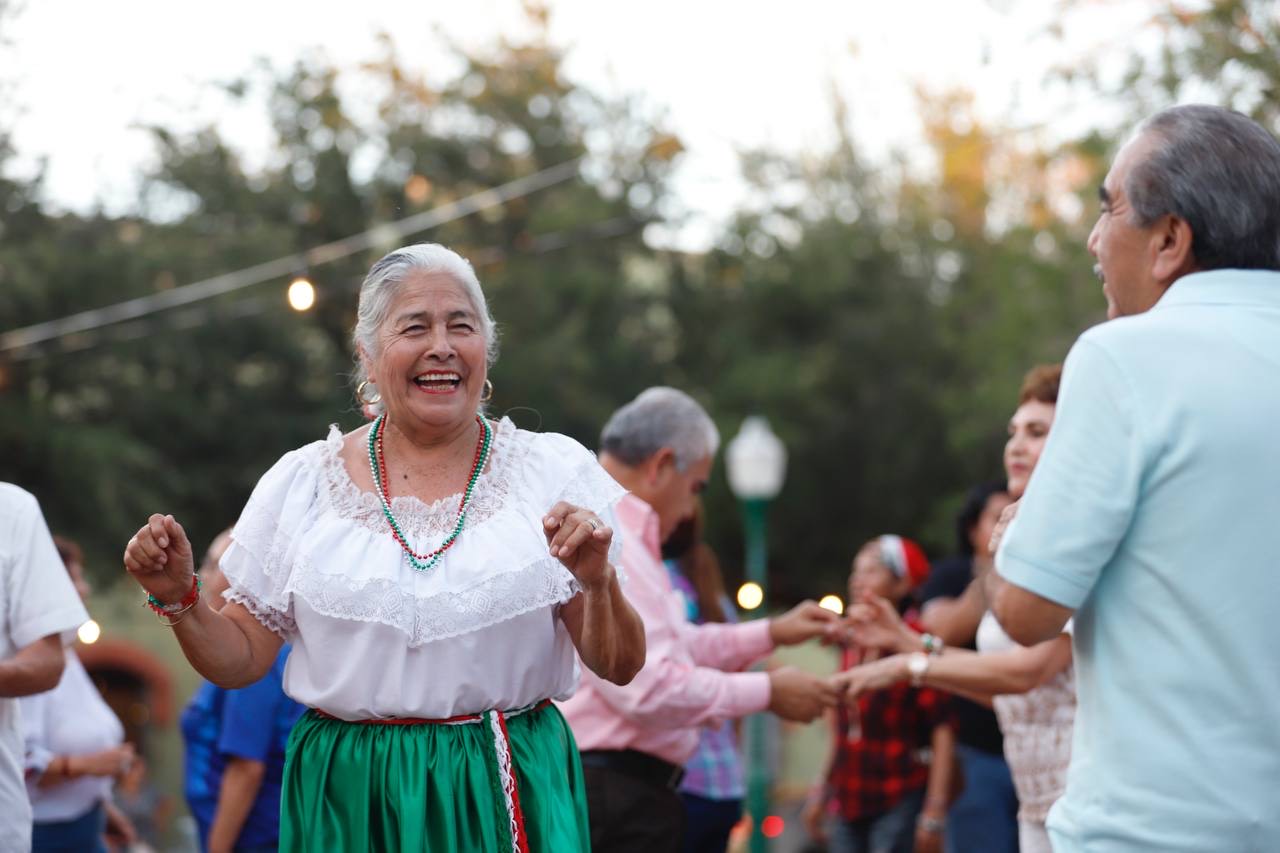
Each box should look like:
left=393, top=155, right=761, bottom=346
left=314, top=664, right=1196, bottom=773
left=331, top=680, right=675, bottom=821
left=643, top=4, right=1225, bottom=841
left=367, top=413, right=493, bottom=572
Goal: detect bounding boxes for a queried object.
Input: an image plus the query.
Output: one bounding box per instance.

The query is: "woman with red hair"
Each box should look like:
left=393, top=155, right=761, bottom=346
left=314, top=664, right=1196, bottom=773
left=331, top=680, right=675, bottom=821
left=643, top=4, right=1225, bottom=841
left=834, top=364, right=1074, bottom=853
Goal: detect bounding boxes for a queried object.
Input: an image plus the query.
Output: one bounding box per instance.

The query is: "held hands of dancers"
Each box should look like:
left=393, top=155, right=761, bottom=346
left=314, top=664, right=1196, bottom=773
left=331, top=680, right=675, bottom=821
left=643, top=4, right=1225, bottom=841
left=768, top=666, right=839, bottom=722
left=768, top=600, right=844, bottom=646
left=123, top=513, right=198, bottom=606
left=841, top=593, right=921, bottom=654
left=828, top=655, right=913, bottom=704
left=543, top=501, right=615, bottom=593
left=825, top=592, right=926, bottom=703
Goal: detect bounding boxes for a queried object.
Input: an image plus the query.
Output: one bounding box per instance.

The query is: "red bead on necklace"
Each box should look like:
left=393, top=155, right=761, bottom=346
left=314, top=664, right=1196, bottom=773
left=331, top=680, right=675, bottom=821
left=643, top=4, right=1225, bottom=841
left=368, top=414, right=493, bottom=572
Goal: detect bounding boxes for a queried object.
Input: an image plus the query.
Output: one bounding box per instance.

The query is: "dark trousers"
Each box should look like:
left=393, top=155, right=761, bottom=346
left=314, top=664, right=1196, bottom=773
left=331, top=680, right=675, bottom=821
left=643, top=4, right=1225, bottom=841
left=583, top=764, right=686, bottom=853
left=679, top=792, right=742, bottom=853
left=32, top=803, right=107, bottom=853
left=830, top=788, right=925, bottom=853
left=945, top=744, right=1019, bottom=853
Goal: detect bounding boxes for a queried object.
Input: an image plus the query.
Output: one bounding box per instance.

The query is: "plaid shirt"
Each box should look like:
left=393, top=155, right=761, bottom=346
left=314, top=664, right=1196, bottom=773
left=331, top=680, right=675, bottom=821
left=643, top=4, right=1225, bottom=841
left=680, top=719, right=747, bottom=800
left=827, top=623, right=954, bottom=820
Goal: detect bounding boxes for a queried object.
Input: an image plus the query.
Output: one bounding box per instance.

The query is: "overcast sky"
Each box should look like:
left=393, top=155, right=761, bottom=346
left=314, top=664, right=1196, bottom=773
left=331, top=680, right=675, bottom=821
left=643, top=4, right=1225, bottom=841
left=4, top=0, right=1158, bottom=249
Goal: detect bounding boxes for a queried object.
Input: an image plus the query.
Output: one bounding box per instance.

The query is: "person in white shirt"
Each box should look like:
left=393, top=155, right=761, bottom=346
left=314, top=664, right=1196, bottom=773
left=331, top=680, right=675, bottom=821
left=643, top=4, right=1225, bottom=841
left=123, top=243, right=645, bottom=853
left=21, top=536, right=137, bottom=852
left=0, top=484, right=89, bottom=853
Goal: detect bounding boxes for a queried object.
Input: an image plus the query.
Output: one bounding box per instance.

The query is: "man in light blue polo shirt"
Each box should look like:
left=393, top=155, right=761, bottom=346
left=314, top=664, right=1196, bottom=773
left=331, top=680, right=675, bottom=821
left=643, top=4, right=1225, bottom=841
left=988, top=105, right=1280, bottom=852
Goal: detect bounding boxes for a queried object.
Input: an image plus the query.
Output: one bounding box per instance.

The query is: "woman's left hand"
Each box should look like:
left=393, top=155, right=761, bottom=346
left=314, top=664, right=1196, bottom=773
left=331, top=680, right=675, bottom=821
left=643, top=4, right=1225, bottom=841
left=544, top=502, right=614, bottom=592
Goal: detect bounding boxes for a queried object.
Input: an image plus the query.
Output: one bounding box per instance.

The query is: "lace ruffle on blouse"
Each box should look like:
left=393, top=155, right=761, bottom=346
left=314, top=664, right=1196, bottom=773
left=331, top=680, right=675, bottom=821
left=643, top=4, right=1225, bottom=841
left=219, top=417, right=627, bottom=646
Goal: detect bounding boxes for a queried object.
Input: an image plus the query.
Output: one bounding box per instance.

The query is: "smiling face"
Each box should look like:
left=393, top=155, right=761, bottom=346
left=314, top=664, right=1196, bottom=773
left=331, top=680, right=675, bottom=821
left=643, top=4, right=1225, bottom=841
left=849, top=543, right=910, bottom=604
left=1003, top=400, right=1055, bottom=499
left=363, top=272, right=488, bottom=437
left=1087, top=133, right=1177, bottom=320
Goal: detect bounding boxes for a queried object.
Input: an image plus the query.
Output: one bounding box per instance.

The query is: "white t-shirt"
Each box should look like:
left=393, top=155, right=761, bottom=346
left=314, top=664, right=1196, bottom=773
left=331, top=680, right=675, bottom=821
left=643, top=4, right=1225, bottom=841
left=220, top=418, right=626, bottom=720
left=0, top=484, right=90, bottom=853
left=21, top=653, right=124, bottom=821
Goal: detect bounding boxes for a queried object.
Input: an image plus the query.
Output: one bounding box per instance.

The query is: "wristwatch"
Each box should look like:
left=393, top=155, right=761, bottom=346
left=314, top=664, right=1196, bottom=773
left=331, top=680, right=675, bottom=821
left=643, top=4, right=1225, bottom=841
left=907, top=652, right=930, bottom=686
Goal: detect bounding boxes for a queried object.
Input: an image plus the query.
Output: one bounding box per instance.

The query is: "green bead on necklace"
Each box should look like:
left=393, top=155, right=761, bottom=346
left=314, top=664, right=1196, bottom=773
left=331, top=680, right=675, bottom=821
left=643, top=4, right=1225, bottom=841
left=368, top=413, right=492, bottom=572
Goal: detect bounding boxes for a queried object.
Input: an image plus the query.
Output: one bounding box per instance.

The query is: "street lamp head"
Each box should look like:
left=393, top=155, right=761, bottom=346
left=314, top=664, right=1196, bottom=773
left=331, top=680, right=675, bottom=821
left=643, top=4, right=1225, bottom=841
left=726, top=416, right=787, bottom=500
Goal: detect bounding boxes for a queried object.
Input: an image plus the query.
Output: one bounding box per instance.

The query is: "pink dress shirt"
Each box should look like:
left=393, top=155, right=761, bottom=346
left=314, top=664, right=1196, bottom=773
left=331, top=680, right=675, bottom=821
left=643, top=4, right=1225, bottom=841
left=558, top=493, right=774, bottom=765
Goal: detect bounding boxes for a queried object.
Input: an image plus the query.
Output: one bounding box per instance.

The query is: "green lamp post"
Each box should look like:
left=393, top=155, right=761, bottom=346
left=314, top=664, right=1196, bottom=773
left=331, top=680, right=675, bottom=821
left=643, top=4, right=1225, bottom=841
left=726, top=416, right=787, bottom=853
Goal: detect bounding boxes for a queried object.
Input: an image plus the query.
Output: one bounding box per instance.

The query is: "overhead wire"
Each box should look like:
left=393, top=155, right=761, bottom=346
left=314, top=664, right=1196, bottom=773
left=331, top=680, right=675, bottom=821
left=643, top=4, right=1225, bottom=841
left=0, top=157, right=585, bottom=360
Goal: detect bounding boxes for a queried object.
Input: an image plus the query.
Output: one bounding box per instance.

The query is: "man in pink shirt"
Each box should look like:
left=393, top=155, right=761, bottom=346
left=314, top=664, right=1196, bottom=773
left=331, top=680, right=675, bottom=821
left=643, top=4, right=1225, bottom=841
left=559, top=387, right=839, bottom=852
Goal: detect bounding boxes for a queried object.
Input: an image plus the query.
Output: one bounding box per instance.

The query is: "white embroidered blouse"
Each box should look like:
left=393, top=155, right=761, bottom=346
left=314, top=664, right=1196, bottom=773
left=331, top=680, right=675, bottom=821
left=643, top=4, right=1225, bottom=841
left=976, top=611, right=1075, bottom=824
left=219, top=417, right=626, bottom=721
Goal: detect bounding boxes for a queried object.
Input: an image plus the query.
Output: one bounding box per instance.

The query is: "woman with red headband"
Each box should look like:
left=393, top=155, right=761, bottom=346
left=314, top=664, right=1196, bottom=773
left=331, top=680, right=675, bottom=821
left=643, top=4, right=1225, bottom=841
left=802, top=534, right=956, bottom=853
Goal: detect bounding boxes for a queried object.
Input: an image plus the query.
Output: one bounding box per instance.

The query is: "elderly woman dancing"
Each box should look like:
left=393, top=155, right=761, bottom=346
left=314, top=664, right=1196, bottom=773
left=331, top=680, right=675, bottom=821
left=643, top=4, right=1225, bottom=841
left=123, top=243, right=646, bottom=853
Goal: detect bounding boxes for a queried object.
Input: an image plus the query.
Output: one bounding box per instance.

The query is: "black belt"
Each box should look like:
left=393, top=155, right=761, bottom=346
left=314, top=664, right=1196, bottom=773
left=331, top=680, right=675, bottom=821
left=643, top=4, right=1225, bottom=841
left=579, top=749, right=685, bottom=790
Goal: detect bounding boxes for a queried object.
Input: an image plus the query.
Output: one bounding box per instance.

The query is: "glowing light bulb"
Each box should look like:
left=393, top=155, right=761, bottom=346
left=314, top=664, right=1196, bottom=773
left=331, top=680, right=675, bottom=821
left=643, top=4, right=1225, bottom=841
left=77, top=620, right=101, bottom=645
left=819, top=594, right=845, bottom=615
left=737, top=582, right=764, bottom=611
left=287, top=278, right=316, bottom=311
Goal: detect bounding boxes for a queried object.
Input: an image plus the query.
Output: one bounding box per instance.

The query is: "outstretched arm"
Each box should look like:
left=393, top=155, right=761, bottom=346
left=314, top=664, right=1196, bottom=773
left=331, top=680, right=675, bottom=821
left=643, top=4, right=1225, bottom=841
left=834, top=634, right=1072, bottom=705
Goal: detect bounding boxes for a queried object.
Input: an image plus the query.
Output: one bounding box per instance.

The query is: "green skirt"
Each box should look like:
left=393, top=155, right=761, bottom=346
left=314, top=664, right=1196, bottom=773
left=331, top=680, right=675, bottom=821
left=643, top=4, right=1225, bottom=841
left=280, top=703, right=590, bottom=852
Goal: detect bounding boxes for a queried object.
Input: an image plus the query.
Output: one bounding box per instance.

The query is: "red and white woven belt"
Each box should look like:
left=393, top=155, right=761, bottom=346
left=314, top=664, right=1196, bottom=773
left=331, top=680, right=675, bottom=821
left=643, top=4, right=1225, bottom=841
left=313, top=698, right=552, bottom=853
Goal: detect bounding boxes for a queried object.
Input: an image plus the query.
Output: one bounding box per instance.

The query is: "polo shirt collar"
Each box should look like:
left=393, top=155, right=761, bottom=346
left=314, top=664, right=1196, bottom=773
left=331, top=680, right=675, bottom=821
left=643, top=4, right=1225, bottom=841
left=616, top=492, right=662, bottom=557
left=1156, top=268, right=1280, bottom=310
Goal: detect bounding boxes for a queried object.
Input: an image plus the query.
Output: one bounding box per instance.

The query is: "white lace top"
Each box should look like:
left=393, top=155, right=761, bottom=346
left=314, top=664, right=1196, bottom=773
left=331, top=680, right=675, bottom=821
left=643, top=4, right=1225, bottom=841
left=976, top=611, right=1075, bottom=823
left=219, top=417, right=626, bottom=720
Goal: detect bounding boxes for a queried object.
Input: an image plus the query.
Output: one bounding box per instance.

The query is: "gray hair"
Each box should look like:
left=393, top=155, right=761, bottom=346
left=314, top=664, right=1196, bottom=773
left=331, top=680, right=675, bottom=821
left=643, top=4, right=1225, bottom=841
left=1127, top=105, right=1280, bottom=271
left=351, top=243, right=499, bottom=390
left=600, top=387, right=720, bottom=471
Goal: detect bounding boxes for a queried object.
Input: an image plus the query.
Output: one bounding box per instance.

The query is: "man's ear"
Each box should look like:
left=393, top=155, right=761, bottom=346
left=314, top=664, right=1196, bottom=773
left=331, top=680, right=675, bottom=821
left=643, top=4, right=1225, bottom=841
left=1152, top=214, right=1197, bottom=285
left=644, top=447, right=678, bottom=487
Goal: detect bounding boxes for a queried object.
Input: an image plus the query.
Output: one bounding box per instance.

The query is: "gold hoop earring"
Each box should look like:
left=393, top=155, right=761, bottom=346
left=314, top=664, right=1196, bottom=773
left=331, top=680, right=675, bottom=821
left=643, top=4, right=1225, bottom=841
left=356, top=380, right=381, bottom=405
left=480, top=379, right=494, bottom=403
